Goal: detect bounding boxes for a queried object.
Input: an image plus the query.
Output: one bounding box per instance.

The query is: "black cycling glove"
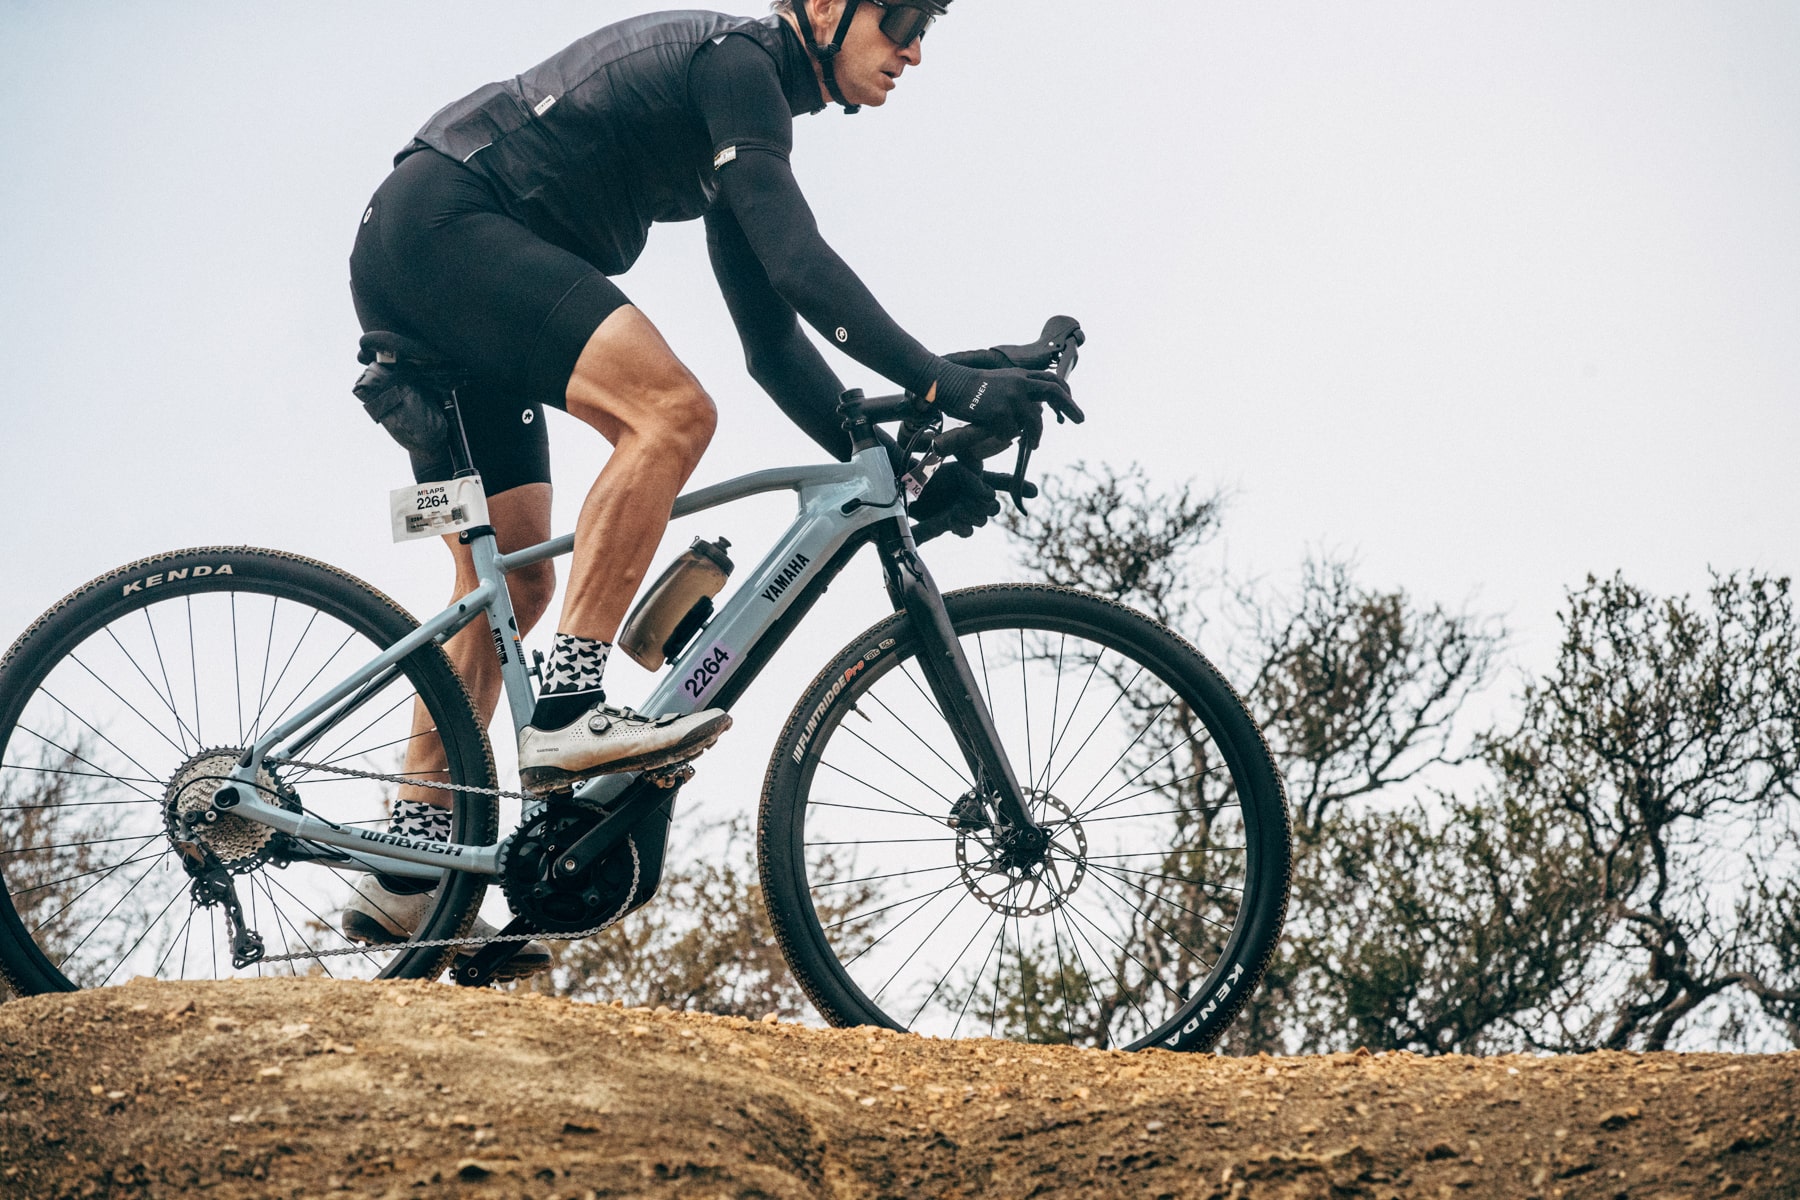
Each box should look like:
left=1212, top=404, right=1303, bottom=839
left=929, top=359, right=1077, bottom=451
left=942, top=349, right=1086, bottom=426
left=910, top=462, right=1001, bottom=540
left=909, top=462, right=1041, bottom=542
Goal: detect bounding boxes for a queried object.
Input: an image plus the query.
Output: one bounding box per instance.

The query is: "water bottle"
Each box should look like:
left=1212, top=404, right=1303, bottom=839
left=617, top=537, right=734, bottom=669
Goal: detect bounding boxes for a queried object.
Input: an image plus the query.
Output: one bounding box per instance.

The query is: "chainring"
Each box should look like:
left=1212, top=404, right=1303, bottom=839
left=498, top=808, right=639, bottom=934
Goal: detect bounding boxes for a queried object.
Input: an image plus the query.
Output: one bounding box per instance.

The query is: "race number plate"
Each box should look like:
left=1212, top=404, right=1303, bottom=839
left=390, top=477, right=489, bottom=542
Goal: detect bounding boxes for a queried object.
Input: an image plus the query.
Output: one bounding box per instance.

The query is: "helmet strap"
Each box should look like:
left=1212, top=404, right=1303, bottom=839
left=794, top=0, right=864, bottom=114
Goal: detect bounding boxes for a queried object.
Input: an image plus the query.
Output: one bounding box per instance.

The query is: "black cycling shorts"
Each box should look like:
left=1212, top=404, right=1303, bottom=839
left=348, top=149, right=633, bottom=495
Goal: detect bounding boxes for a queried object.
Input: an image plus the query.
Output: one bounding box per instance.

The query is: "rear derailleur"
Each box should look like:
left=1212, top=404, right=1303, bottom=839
left=180, top=850, right=266, bottom=969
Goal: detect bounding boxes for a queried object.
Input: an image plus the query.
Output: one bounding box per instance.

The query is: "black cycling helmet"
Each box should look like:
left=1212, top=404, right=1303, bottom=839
left=793, top=0, right=952, bottom=114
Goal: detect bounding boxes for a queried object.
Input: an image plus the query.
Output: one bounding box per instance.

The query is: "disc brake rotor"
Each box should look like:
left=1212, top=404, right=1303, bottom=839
left=955, top=791, right=1088, bottom=917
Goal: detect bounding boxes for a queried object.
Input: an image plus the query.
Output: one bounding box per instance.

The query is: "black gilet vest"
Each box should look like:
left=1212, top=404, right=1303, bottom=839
left=400, top=12, right=821, bottom=274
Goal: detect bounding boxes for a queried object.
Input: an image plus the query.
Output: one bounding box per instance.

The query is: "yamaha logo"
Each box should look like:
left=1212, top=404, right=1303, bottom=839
left=760, top=553, right=812, bottom=603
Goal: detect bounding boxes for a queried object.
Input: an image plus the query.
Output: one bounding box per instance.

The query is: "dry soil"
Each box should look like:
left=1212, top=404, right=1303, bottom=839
left=1, top=978, right=1796, bottom=1199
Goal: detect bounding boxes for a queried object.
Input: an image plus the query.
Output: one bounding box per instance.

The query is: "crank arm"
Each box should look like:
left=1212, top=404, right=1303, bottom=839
left=550, top=775, right=674, bottom=881
left=876, top=521, right=1039, bottom=833
left=454, top=914, right=543, bottom=987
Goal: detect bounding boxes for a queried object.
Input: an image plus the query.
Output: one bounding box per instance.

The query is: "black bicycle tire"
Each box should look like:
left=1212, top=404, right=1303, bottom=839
left=758, top=583, right=1291, bottom=1052
left=0, top=546, right=497, bottom=994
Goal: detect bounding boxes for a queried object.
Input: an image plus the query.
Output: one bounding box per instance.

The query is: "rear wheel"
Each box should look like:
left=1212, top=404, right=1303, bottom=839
left=0, top=547, right=496, bottom=994
left=759, top=585, right=1290, bottom=1051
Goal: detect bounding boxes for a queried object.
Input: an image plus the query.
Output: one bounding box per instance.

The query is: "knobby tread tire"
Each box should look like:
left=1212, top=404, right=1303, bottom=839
left=0, top=547, right=497, bottom=994
left=757, top=583, right=1291, bottom=1052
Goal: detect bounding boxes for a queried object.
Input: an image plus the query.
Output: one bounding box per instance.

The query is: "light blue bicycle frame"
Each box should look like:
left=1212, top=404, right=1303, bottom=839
left=211, top=445, right=902, bottom=882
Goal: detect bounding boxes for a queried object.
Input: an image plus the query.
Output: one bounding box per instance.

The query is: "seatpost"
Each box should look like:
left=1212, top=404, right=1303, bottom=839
left=444, top=389, right=478, bottom=479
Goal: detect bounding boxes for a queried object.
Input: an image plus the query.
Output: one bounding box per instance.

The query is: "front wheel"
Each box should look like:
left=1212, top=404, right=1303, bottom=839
left=759, top=585, right=1291, bottom=1052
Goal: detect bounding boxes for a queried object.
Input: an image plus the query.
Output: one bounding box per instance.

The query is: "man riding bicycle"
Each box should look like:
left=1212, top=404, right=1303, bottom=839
left=342, top=0, right=1079, bottom=973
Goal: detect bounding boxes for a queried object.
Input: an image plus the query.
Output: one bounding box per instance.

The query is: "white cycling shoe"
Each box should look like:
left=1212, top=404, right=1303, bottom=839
left=341, top=874, right=551, bottom=981
left=517, top=701, right=732, bottom=796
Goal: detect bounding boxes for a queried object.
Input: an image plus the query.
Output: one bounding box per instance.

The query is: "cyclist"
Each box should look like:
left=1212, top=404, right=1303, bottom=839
left=342, top=1, right=1078, bottom=966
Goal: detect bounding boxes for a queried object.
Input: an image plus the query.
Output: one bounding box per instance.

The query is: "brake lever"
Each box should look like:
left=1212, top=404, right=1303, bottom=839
left=1009, top=441, right=1032, bottom=514
left=1056, top=334, right=1080, bottom=382
left=1009, top=331, right=1079, bottom=511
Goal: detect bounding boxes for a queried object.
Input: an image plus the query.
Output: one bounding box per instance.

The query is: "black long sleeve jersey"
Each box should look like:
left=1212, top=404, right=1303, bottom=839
left=402, top=10, right=937, bottom=459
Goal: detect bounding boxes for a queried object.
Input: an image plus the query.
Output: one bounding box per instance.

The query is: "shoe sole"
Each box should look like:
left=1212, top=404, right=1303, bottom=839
left=519, top=716, right=731, bottom=797
left=342, top=913, right=550, bottom=981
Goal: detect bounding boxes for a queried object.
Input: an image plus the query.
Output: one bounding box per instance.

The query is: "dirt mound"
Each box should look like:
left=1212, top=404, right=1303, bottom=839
left=1, top=978, right=1795, bottom=1199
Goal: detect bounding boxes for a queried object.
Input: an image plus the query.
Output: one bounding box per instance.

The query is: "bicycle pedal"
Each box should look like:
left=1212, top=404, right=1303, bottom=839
left=644, top=762, right=695, bottom=789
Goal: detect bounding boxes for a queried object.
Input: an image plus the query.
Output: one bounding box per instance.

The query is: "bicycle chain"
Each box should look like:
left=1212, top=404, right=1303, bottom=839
left=269, top=756, right=536, bottom=804
left=246, top=757, right=640, bottom=966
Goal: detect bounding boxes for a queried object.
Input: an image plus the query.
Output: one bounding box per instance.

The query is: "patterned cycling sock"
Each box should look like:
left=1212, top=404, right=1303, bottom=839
left=533, top=632, right=610, bottom=731
left=378, top=798, right=451, bottom=895
left=389, top=797, right=452, bottom=842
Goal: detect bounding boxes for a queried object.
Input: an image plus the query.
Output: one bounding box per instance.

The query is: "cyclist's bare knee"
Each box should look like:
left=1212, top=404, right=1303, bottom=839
left=563, top=306, right=714, bottom=470
left=649, top=387, right=716, bottom=473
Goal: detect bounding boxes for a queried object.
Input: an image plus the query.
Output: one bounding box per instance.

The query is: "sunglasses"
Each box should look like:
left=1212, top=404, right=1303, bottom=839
left=866, top=0, right=934, bottom=48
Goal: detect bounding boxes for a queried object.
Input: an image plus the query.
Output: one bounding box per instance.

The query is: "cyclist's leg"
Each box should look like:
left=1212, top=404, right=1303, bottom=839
left=350, top=152, right=725, bottom=786
left=397, top=483, right=555, bottom=809
left=558, top=306, right=717, bottom=644
left=510, top=307, right=732, bottom=791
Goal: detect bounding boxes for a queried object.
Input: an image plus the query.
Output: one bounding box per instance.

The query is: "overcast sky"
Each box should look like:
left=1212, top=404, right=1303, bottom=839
left=4, top=2, right=1797, bottom=797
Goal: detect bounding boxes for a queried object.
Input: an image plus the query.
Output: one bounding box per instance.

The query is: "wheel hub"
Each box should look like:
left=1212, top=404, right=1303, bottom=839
left=162, top=748, right=294, bottom=873
left=954, top=791, right=1088, bottom=917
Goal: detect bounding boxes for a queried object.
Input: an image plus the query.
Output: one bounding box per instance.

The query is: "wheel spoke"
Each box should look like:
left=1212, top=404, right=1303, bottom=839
left=1088, top=861, right=1239, bottom=934
left=950, top=922, right=1007, bottom=1040
left=1073, top=766, right=1231, bottom=823
left=1057, top=894, right=1164, bottom=1033
left=258, top=627, right=362, bottom=743
left=100, top=876, right=192, bottom=987
left=186, top=596, right=203, bottom=748
left=66, top=648, right=187, bottom=761
left=2, top=757, right=163, bottom=786
left=836, top=725, right=960, bottom=810
left=1037, top=633, right=1068, bottom=794
left=27, top=707, right=164, bottom=803
left=865, top=690, right=971, bottom=791
left=1101, top=861, right=1244, bottom=894
left=1017, top=628, right=1034, bottom=792
left=1069, top=693, right=1179, bottom=814
left=812, top=862, right=962, bottom=891
left=56, top=844, right=172, bottom=973
left=871, top=889, right=970, bottom=1004
left=828, top=876, right=966, bottom=935
left=907, top=904, right=997, bottom=1026
left=815, top=755, right=952, bottom=826
left=806, top=835, right=958, bottom=847
left=1045, top=664, right=1145, bottom=796
left=1040, top=646, right=1105, bottom=792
